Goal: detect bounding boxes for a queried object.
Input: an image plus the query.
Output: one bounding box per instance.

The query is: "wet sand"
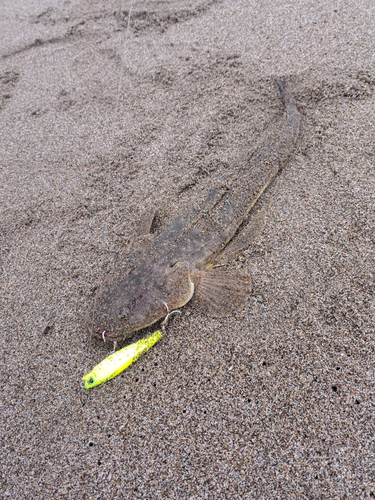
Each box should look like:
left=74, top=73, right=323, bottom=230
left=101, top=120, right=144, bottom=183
left=1, top=0, right=374, bottom=498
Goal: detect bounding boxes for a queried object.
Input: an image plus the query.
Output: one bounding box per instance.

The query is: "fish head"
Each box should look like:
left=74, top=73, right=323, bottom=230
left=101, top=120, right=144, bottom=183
left=90, top=261, right=193, bottom=342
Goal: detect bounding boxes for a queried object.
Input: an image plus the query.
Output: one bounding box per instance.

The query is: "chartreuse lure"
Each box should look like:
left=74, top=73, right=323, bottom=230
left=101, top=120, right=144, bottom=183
left=83, top=330, right=162, bottom=389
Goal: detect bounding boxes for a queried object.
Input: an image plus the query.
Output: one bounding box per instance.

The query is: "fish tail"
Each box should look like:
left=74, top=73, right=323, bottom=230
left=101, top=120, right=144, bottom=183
left=276, top=78, right=296, bottom=107
left=276, top=78, right=300, bottom=143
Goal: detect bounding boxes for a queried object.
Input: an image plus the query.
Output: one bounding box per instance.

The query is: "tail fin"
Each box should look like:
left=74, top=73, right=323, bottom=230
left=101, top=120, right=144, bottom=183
left=276, top=79, right=296, bottom=107
left=276, top=78, right=300, bottom=136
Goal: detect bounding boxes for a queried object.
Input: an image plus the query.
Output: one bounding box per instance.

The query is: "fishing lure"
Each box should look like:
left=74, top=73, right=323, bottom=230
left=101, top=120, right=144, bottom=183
left=82, top=330, right=162, bottom=389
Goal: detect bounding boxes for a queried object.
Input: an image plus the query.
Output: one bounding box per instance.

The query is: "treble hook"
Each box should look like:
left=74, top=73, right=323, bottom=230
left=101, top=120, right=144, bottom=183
left=161, top=301, right=181, bottom=330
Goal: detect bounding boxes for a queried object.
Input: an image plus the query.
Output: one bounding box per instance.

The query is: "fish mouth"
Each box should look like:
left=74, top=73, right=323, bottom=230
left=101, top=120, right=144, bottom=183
left=92, top=326, right=132, bottom=343
left=92, top=327, right=114, bottom=343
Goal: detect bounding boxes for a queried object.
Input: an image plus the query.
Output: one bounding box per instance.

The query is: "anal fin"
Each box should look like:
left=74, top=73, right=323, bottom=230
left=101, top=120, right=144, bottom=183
left=192, top=267, right=252, bottom=317
left=214, top=210, right=265, bottom=266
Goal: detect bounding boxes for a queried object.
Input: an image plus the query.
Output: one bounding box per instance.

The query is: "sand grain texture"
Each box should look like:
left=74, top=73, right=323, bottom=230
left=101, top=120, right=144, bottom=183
left=1, top=0, right=374, bottom=498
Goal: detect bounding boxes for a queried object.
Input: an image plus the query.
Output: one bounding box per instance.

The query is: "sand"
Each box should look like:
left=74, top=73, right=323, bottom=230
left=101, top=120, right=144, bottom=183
left=1, top=0, right=374, bottom=498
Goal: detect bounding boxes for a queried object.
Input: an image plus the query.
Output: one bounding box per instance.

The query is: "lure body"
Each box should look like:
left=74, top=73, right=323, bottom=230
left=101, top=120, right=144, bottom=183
left=82, top=330, right=162, bottom=389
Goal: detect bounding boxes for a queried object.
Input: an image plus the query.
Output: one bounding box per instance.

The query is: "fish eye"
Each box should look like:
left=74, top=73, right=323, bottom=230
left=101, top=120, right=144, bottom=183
left=88, top=378, right=94, bottom=385
left=119, top=307, right=130, bottom=320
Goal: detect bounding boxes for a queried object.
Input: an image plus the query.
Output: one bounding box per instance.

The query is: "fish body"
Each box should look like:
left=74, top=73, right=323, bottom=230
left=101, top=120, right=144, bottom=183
left=90, top=80, right=301, bottom=342
left=82, top=330, right=162, bottom=388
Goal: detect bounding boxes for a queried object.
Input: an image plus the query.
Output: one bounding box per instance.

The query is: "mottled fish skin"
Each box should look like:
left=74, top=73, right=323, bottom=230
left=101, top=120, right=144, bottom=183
left=90, top=80, right=301, bottom=342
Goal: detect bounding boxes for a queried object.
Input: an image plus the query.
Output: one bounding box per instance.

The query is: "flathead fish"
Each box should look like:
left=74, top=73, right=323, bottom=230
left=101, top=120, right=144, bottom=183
left=89, top=80, right=301, bottom=342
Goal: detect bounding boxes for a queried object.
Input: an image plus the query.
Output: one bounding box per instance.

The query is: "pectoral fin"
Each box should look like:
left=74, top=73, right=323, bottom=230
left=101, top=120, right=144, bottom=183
left=192, top=267, right=251, bottom=317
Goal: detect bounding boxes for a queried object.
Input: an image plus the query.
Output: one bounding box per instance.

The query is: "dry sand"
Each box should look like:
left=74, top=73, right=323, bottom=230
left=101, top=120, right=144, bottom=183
left=1, top=0, right=374, bottom=498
